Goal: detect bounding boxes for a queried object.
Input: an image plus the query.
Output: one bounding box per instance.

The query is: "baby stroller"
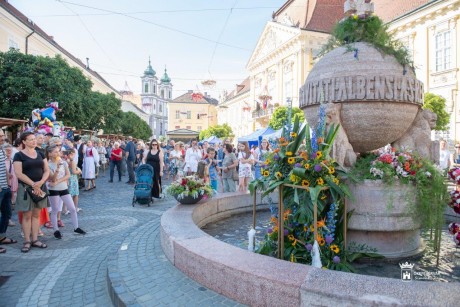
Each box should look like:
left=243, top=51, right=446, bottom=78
left=132, top=164, right=154, bottom=206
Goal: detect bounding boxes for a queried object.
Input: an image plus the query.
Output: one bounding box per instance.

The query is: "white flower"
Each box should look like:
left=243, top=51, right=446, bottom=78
left=425, top=171, right=431, bottom=177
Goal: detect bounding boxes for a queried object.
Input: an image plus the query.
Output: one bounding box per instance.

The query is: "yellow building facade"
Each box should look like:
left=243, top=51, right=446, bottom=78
left=168, top=91, right=218, bottom=133
left=0, top=1, right=119, bottom=97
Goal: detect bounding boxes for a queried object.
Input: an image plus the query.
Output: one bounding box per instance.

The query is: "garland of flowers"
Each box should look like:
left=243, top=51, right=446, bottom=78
left=319, top=15, right=414, bottom=72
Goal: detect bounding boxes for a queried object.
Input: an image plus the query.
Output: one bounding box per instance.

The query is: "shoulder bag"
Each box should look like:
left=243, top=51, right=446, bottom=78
left=24, top=184, right=48, bottom=203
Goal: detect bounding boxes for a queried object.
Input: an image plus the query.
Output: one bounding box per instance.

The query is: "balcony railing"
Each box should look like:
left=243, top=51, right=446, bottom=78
left=252, top=106, right=274, bottom=119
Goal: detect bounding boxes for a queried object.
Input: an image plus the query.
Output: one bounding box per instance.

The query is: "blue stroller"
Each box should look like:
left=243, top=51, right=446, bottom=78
left=132, top=164, right=154, bottom=206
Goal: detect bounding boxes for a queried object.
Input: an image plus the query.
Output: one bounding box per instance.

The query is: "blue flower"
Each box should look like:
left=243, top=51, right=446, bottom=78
left=333, top=256, right=340, bottom=264
left=306, top=243, right=313, bottom=251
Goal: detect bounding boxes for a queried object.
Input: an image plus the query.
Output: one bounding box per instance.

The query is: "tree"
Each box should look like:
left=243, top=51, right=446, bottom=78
left=0, top=49, right=92, bottom=127
left=119, top=111, right=152, bottom=140
left=199, top=123, right=234, bottom=140
left=79, top=92, right=122, bottom=131
left=423, top=93, right=450, bottom=131
left=268, top=107, right=305, bottom=130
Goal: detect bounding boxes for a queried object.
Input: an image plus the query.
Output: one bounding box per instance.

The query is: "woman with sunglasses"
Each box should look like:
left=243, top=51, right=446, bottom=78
left=143, top=139, right=164, bottom=199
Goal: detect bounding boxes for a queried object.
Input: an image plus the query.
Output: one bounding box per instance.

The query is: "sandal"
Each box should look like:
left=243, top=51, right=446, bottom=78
left=0, top=237, right=17, bottom=245
left=31, top=240, right=47, bottom=249
left=0, top=247, right=6, bottom=253
left=21, top=241, right=31, bottom=253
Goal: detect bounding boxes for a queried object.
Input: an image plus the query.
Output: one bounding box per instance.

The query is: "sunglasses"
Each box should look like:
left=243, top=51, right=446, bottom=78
left=152, top=143, right=158, bottom=145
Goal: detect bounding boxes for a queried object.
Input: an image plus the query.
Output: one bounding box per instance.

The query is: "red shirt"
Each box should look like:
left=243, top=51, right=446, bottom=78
left=111, top=148, right=122, bottom=161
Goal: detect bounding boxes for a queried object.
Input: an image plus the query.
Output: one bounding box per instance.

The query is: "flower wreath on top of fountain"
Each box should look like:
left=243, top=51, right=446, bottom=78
left=249, top=105, right=366, bottom=271
left=166, top=176, right=213, bottom=205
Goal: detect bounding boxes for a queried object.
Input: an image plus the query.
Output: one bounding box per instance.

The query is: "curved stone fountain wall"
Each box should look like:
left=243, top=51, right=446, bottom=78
left=160, top=192, right=457, bottom=307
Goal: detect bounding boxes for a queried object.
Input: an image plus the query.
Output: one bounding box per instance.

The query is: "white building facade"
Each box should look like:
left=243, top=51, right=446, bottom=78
left=140, top=59, right=172, bottom=139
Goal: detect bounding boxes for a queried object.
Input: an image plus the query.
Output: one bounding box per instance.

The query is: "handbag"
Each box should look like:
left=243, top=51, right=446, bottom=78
left=24, top=185, right=48, bottom=203
left=232, top=167, right=239, bottom=181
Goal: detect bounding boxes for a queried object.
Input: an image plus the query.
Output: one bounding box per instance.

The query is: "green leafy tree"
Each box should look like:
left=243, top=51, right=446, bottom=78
left=269, top=107, right=305, bottom=130
left=423, top=93, right=450, bottom=131
left=79, top=92, right=122, bottom=131
left=199, top=123, right=233, bottom=140
left=0, top=49, right=92, bottom=127
left=119, top=111, right=152, bottom=140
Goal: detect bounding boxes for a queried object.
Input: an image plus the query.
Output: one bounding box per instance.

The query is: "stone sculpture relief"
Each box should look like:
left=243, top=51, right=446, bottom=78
left=324, top=103, right=357, bottom=167
left=392, top=109, right=437, bottom=160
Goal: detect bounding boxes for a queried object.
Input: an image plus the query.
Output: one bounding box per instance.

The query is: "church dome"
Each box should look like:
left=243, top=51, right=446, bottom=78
left=143, top=58, right=156, bottom=77
left=161, top=68, right=171, bottom=84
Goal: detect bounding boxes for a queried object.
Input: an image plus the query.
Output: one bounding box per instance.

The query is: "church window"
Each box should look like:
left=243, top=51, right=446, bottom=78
left=159, top=102, right=162, bottom=112
left=153, top=85, right=156, bottom=94
left=144, top=83, right=148, bottom=93
left=175, top=110, right=180, bottom=119
left=435, top=31, right=451, bottom=72
left=169, top=91, right=172, bottom=99
left=161, top=90, right=165, bottom=98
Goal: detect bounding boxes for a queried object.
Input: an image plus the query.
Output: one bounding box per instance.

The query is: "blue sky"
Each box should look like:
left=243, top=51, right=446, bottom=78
left=10, top=0, right=285, bottom=98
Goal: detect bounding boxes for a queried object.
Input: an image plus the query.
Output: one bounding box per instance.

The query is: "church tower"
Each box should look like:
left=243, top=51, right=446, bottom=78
left=141, top=57, right=157, bottom=114
left=159, top=67, right=173, bottom=100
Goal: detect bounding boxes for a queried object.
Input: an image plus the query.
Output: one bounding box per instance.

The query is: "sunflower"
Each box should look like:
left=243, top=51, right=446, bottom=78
left=265, top=159, right=271, bottom=164
left=290, top=174, right=299, bottom=182
left=288, top=157, right=295, bottom=164
left=290, top=132, right=297, bottom=138
left=301, top=179, right=310, bottom=187
left=286, top=151, right=293, bottom=156
left=304, top=163, right=310, bottom=170
left=318, top=237, right=326, bottom=246
left=333, top=177, right=340, bottom=185
left=328, top=167, right=335, bottom=174
left=291, top=239, right=297, bottom=247
left=275, top=172, right=283, bottom=178
left=317, top=177, right=324, bottom=185
left=263, top=170, right=270, bottom=177
left=316, top=151, right=323, bottom=159
left=330, top=244, right=340, bottom=254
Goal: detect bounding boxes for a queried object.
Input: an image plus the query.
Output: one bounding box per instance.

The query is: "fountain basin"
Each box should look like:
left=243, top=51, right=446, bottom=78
left=160, top=192, right=457, bottom=306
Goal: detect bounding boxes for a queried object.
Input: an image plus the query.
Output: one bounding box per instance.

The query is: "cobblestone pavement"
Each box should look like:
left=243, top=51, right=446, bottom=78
left=0, top=173, right=244, bottom=306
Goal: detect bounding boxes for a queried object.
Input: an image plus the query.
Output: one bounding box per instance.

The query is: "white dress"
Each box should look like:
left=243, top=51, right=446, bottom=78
left=184, top=148, right=201, bottom=172
left=82, top=146, right=100, bottom=179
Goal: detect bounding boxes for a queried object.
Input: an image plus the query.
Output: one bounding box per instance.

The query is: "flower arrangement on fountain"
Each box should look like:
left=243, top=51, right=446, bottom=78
left=166, top=176, right=213, bottom=201
left=250, top=108, right=357, bottom=271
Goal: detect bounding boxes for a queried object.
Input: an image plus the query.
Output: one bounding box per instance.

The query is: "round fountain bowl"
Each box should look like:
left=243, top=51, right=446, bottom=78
left=347, top=180, right=423, bottom=259
left=300, top=42, right=423, bottom=153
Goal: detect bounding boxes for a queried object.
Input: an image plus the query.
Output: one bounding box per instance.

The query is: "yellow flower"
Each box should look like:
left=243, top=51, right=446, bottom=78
left=290, top=254, right=295, bottom=262
left=290, top=174, right=300, bottom=183
left=310, top=225, right=314, bottom=232
left=275, top=172, right=283, bottom=178
left=320, top=194, right=327, bottom=200
left=328, top=167, right=335, bottom=174
left=316, top=151, right=323, bottom=159
left=263, top=171, right=270, bottom=177
left=353, top=14, right=358, bottom=20
left=318, top=237, right=325, bottom=246
left=304, top=163, right=310, bottom=170
left=273, top=226, right=278, bottom=233
left=288, top=234, right=295, bottom=241
left=333, top=177, right=340, bottom=185
left=301, top=180, right=310, bottom=187
left=292, top=239, right=297, bottom=247
left=330, top=244, right=340, bottom=254
left=286, top=151, right=293, bottom=156
left=317, top=177, right=324, bottom=185
left=317, top=218, right=326, bottom=228
left=288, top=157, right=295, bottom=164
left=290, top=132, right=297, bottom=138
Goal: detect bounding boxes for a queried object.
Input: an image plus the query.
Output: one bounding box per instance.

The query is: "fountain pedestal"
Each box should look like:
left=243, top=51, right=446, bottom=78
left=347, top=180, right=424, bottom=259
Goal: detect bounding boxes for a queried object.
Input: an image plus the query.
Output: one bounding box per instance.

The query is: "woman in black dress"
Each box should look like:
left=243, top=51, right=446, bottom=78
left=142, top=139, right=164, bottom=198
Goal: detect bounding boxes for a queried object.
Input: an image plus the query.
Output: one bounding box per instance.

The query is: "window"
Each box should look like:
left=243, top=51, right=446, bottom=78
left=144, top=83, right=148, bottom=93
left=186, top=126, right=191, bottom=129
left=8, top=38, right=19, bottom=50
left=169, top=91, right=172, bottom=99
left=197, top=126, right=202, bottom=132
left=175, top=110, right=180, bottom=119
left=435, top=31, right=451, bottom=72
left=153, top=85, right=156, bottom=94
left=159, top=102, right=162, bottom=112
left=187, top=111, right=191, bottom=119
left=161, top=90, right=164, bottom=98
left=175, top=125, right=180, bottom=129
left=283, top=62, right=293, bottom=103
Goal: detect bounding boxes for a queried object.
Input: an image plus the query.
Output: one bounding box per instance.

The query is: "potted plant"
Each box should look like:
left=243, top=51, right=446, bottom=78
left=166, top=176, right=213, bottom=205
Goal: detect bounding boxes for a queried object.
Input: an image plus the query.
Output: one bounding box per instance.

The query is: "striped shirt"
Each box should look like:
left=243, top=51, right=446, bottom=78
left=0, top=150, right=8, bottom=189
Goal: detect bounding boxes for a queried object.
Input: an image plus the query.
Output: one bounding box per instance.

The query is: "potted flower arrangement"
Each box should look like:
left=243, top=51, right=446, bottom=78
left=348, top=148, right=448, bottom=258
left=250, top=107, right=373, bottom=271
left=166, top=176, right=213, bottom=205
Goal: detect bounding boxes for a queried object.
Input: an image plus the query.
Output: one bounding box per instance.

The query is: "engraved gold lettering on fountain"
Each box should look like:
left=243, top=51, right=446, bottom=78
left=299, top=75, right=423, bottom=107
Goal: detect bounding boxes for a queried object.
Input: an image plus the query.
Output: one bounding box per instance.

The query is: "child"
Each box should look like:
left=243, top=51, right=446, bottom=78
left=67, top=149, right=82, bottom=212
left=204, top=148, right=219, bottom=192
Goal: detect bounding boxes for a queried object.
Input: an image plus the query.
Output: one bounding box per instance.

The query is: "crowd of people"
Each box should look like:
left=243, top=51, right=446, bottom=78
left=0, top=131, right=273, bottom=254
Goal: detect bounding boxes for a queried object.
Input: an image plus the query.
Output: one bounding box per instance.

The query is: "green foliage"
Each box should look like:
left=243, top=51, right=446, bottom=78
left=117, top=111, right=152, bottom=140
left=268, top=107, right=305, bottom=130
left=199, top=123, right=233, bottom=140
left=0, top=49, right=128, bottom=134
left=319, top=15, right=414, bottom=71
left=423, top=93, right=450, bottom=131
left=166, top=176, right=213, bottom=199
